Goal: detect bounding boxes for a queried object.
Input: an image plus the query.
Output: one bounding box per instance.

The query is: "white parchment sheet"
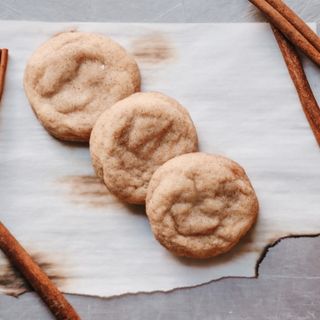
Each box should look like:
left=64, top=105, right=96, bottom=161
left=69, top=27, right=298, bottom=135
left=0, top=22, right=319, bottom=297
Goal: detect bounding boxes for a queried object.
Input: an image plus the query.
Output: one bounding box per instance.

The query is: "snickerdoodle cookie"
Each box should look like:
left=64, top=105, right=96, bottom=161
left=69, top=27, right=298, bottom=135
left=24, top=31, right=140, bottom=142
left=90, top=92, right=198, bottom=204
left=146, top=153, right=258, bottom=258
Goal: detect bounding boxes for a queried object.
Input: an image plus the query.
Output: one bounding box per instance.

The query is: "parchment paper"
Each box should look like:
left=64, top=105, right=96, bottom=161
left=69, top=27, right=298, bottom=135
left=0, top=21, right=319, bottom=297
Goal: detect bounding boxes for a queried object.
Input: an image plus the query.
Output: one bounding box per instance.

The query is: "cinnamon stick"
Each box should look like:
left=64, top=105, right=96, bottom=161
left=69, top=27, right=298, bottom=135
left=272, top=26, right=320, bottom=145
left=0, top=222, right=81, bottom=320
left=266, top=0, right=320, bottom=52
left=249, top=0, right=320, bottom=66
left=0, top=48, right=9, bottom=101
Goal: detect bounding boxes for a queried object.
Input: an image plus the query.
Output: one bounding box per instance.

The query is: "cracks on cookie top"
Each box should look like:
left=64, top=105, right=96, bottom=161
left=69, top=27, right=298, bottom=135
left=167, top=174, right=219, bottom=237
left=113, top=113, right=185, bottom=169
left=32, top=37, right=88, bottom=95
left=107, top=104, right=197, bottom=184
left=118, top=113, right=174, bottom=157
left=133, top=122, right=175, bottom=159
left=99, top=97, right=197, bottom=202
left=34, top=61, right=78, bottom=98
left=33, top=48, right=108, bottom=115
left=163, top=172, right=253, bottom=240
left=214, top=180, right=240, bottom=207
left=37, top=55, right=105, bottom=95
left=148, top=155, right=259, bottom=258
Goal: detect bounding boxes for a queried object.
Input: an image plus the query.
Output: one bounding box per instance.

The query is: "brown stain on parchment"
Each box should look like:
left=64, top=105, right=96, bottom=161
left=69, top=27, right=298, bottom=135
left=0, top=252, right=67, bottom=297
left=131, top=33, right=175, bottom=64
left=59, top=175, right=120, bottom=208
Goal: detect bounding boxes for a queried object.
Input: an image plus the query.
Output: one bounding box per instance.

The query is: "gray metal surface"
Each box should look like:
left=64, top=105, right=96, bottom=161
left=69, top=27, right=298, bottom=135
left=0, top=0, right=320, bottom=319
left=0, top=0, right=319, bottom=22
left=1, top=237, right=320, bottom=320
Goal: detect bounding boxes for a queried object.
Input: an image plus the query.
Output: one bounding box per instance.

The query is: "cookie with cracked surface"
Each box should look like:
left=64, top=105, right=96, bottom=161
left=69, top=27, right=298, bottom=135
left=146, top=153, right=259, bottom=259
left=90, top=92, right=198, bottom=204
left=24, top=31, right=140, bottom=142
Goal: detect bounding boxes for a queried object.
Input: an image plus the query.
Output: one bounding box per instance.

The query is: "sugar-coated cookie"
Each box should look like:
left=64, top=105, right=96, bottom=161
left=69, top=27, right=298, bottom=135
left=90, top=92, right=198, bottom=204
left=24, top=31, right=140, bottom=142
left=146, top=152, right=259, bottom=258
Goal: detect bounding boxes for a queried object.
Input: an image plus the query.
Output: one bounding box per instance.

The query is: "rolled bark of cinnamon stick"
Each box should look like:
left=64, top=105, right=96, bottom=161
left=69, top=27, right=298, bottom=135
left=0, top=222, right=81, bottom=320
left=272, top=26, right=320, bottom=146
left=0, top=48, right=9, bottom=101
left=266, top=0, right=320, bottom=52
left=249, top=0, right=320, bottom=66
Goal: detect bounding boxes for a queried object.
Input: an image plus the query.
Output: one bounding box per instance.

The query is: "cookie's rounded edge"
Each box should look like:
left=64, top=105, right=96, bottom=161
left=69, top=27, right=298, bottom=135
left=90, top=92, right=199, bottom=204
left=24, top=31, right=141, bottom=142
left=146, top=152, right=259, bottom=259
